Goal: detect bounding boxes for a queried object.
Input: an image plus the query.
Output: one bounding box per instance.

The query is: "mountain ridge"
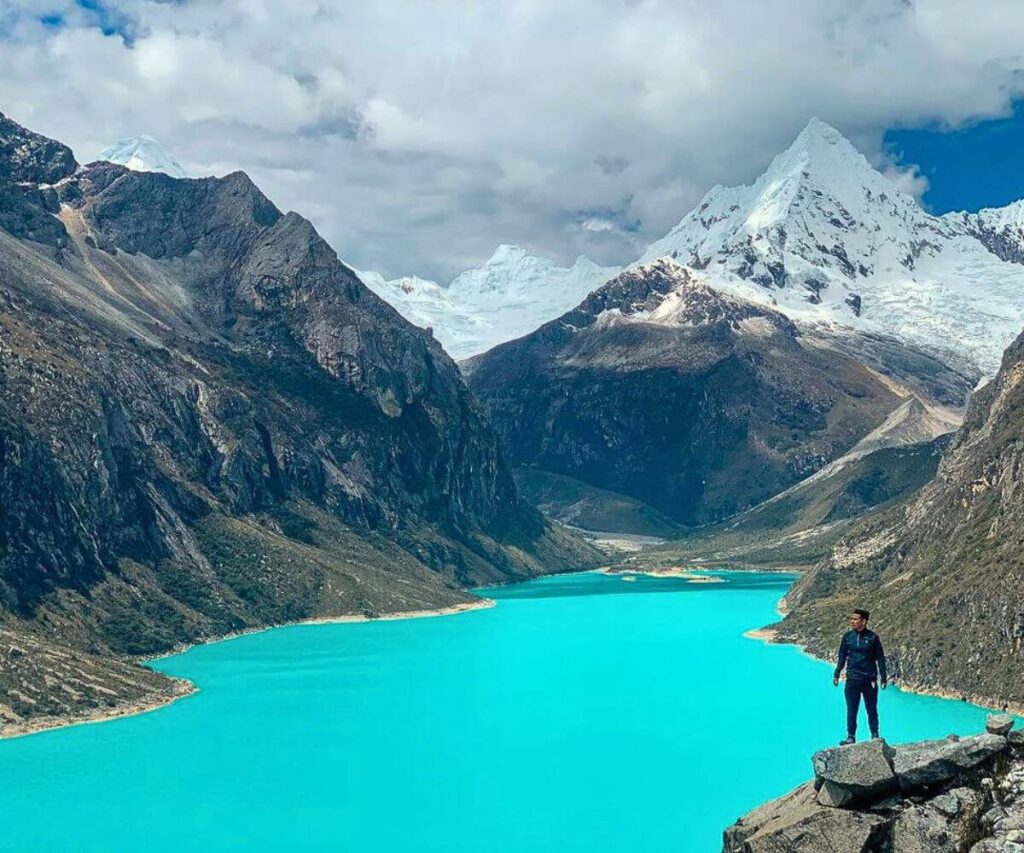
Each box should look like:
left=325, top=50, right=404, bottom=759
left=0, top=110, right=599, bottom=732
left=774, top=325, right=1024, bottom=710
left=361, top=119, right=1024, bottom=374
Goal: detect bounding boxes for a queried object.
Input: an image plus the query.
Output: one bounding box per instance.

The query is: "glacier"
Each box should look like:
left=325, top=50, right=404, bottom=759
left=637, top=117, right=1024, bottom=376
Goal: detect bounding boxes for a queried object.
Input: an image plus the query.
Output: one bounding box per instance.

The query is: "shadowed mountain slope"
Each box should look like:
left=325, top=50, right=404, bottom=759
left=465, top=259, right=969, bottom=528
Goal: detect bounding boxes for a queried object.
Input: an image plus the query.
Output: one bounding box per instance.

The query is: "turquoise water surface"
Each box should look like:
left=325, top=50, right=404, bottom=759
left=0, top=570, right=1007, bottom=852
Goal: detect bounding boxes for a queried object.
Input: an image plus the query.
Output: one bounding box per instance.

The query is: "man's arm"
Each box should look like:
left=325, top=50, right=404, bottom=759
left=876, top=635, right=887, bottom=685
left=833, top=634, right=847, bottom=683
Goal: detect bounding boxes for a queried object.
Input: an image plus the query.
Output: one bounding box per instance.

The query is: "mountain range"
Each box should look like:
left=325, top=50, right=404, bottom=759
left=9, top=108, right=1024, bottom=729
left=357, top=119, right=1024, bottom=376
left=100, top=121, right=1024, bottom=374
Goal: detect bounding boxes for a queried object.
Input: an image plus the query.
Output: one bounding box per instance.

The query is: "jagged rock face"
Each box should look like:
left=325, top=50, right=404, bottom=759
left=466, top=259, right=908, bottom=526
left=778, top=328, right=1024, bottom=709
left=0, top=113, right=76, bottom=184
left=0, top=113, right=77, bottom=246
left=0, top=113, right=598, bottom=724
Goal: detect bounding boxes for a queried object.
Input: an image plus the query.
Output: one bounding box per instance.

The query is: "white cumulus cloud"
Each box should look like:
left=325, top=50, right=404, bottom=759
left=1, top=0, right=1024, bottom=279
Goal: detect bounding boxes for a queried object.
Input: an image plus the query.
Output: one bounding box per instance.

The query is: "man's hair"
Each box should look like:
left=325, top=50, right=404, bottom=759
left=853, top=608, right=870, bottom=621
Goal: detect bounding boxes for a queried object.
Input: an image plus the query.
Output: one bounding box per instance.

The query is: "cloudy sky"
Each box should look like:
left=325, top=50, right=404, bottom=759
left=3, top=0, right=1024, bottom=281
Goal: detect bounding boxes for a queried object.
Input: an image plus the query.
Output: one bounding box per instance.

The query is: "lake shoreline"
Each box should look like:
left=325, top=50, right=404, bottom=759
left=744, top=625, right=1024, bottom=717
left=0, top=598, right=496, bottom=742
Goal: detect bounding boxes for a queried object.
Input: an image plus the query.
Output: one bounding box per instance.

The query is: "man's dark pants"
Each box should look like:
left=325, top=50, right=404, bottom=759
left=844, top=677, right=879, bottom=738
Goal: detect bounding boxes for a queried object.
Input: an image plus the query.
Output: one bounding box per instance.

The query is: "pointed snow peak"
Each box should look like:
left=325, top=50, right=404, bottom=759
left=784, top=118, right=863, bottom=166
left=760, top=118, right=874, bottom=194
left=98, top=135, right=188, bottom=179
left=485, top=244, right=528, bottom=266
left=794, top=116, right=846, bottom=147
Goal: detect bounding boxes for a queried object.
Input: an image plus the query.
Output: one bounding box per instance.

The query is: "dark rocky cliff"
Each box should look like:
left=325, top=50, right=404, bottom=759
left=464, top=259, right=942, bottom=527
left=0, top=111, right=599, bottom=730
left=775, top=327, right=1024, bottom=711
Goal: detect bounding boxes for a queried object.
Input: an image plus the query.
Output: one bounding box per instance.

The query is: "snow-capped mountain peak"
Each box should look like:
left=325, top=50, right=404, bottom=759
left=638, top=119, right=1024, bottom=374
left=448, top=244, right=616, bottom=306
left=97, top=135, right=188, bottom=178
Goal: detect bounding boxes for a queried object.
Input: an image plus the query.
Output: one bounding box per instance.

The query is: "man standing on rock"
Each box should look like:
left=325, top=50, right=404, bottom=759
left=833, top=608, right=887, bottom=744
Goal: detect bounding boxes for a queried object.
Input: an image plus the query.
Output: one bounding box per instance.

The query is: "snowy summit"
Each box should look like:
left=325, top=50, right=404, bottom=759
left=637, top=117, right=1024, bottom=375
left=98, top=135, right=188, bottom=179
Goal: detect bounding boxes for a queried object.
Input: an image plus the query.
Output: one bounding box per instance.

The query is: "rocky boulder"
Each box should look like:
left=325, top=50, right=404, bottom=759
left=812, top=739, right=897, bottom=805
left=893, top=734, right=1008, bottom=792
left=889, top=787, right=986, bottom=853
left=988, top=714, right=1015, bottom=736
left=722, top=781, right=890, bottom=853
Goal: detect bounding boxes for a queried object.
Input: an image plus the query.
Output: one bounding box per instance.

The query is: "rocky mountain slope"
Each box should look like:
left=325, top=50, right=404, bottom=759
left=641, top=118, right=1024, bottom=376
left=0, top=111, right=599, bottom=731
left=358, top=245, right=617, bottom=358
left=98, top=135, right=188, bottom=178
left=724, top=720, right=1024, bottom=853
left=463, top=258, right=967, bottom=527
left=775, top=326, right=1024, bottom=710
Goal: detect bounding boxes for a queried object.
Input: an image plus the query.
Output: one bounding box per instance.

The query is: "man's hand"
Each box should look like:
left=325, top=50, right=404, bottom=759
left=833, top=677, right=839, bottom=687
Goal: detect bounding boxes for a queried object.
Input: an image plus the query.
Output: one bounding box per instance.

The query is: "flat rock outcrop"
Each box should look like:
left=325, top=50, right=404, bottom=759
left=724, top=722, right=1023, bottom=852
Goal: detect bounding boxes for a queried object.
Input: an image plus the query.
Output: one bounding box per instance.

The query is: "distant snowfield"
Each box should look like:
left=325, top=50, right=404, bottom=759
left=98, top=136, right=188, bottom=179
left=356, top=245, right=617, bottom=359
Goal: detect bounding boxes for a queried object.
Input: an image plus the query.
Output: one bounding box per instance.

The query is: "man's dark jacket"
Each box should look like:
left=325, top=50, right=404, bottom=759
left=834, top=628, right=887, bottom=683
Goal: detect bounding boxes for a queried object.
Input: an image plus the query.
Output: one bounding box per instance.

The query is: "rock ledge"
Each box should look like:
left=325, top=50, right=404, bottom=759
left=724, top=722, right=1023, bottom=852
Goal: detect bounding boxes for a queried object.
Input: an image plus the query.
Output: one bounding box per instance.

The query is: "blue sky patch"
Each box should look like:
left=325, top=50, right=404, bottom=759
left=886, top=101, right=1024, bottom=214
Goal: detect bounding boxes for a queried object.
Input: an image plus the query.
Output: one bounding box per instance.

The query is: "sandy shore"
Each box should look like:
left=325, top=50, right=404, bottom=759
left=1, top=598, right=495, bottom=741
left=146, top=597, right=496, bottom=664
left=0, top=678, right=197, bottom=741
left=599, top=566, right=725, bottom=583
left=743, top=627, right=780, bottom=643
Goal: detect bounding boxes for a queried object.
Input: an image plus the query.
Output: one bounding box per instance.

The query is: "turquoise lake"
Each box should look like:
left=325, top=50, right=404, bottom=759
left=0, top=570, right=1009, bottom=852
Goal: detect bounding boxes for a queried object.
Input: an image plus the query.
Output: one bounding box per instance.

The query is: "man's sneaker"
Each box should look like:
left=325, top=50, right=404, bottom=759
left=839, top=737, right=856, bottom=745
left=871, top=734, right=881, bottom=740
